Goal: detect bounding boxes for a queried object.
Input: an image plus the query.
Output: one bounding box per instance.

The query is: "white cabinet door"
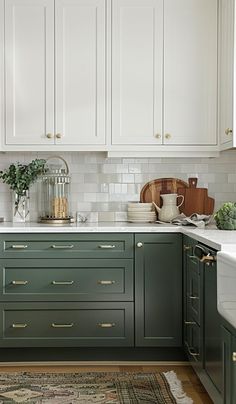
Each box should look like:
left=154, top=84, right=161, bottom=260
left=111, top=0, right=163, bottom=145
left=5, top=0, right=54, bottom=145
left=164, top=0, right=217, bottom=145
left=55, top=0, right=106, bottom=145
left=219, top=0, right=234, bottom=148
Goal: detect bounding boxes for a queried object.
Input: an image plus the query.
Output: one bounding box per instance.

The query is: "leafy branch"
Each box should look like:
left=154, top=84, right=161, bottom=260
left=0, top=159, right=46, bottom=198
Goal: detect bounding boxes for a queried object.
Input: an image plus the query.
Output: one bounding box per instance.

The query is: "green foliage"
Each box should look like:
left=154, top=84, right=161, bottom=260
left=214, top=202, right=236, bottom=230
left=0, top=159, right=46, bottom=198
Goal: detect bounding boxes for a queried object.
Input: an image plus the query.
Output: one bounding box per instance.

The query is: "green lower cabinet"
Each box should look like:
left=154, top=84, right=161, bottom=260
left=221, top=324, right=236, bottom=404
left=0, top=302, right=134, bottom=347
left=135, top=234, right=182, bottom=347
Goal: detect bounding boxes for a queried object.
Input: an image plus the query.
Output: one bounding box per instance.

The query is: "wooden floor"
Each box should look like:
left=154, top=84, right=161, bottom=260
left=0, top=363, right=212, bottom=403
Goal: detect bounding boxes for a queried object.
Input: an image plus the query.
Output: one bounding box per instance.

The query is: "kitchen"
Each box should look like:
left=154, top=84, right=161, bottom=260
left=0, top=0, right=236, bottom=403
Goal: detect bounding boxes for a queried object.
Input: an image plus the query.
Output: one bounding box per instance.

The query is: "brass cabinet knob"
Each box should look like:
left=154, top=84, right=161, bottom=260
left=136, top=242, right=143, bottom=248
left=165, top=133, right=171, bottom=139
left=225, top=128, right=233, bottom=136
left=46, top=133, right=53, bottom=139
left=55, top=133, right=62, bottom=139
left=155, top=134, right=161, bottom=139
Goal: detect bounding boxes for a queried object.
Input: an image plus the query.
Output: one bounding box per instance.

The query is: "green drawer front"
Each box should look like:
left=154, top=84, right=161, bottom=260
left=0, top=259, right=133, bottom=301
left=0, top=302, right=134, bottom=347
left=187, top=268, right=200, bottom=325
left=0, top=234, right=134, bottom=259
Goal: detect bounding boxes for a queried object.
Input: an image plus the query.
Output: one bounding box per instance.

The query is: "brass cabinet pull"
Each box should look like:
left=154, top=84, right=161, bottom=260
left=97, top=323, right=115, bottom=328
left=52, top=281, right=74, bottom=285
left=51, top=323, right=74, bottom=328
left=55, top=133, right=62, bottom=139
left=98, top=245, right=115, bottom=249
left=155, top=134, right=161, bottom=139
left=136, top=242, right=143, bottom=248
left=184, top=321, right=197, bottom=325
left=183, top=245, right=191, bottom=251
left=187, top=345, right=200, bottom=358
left=12, top=323, right=28, bottom=328
left=11, top=245, right=28, bottom=249
left=97, top=280, right=115, bottom=285
left=232, top=352, right=236, bottom=362
left=46, top=133, right=53, bottom=139
left=51, top=245, right=74, bottom=249
left=165, top=133, right=171, bottom=139
left=11, top=280, right=28, bottom=285
left=225, top=128, right=233, bottom=135
left=189, top=295, right=199, bottom=300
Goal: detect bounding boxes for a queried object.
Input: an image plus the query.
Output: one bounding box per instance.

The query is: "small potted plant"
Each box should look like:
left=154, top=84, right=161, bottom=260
left=0, top=159, right=46, bottom=222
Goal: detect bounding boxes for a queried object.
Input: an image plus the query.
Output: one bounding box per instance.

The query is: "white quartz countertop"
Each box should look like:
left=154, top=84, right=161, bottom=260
left=1, top=221, right=236, bottom=251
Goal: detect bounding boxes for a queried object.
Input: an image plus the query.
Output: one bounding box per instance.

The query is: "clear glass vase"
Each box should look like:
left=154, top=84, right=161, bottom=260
left=12, top=190, right=30, bottom=223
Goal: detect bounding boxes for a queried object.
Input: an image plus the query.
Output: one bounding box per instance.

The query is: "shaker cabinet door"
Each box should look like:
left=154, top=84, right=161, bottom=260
left=55, top=0, right=106, bottom=145
left=163, top=0, right=217, bottom=145
left=4, top=0, right=54, bottom=145
left=218, top=0, right=234, bottom=148
left=111, top=0, right=163, bottom=145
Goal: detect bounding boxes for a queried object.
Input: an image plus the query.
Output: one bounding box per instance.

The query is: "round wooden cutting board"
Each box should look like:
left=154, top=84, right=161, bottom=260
left=140, top=178, right=189, bottom=209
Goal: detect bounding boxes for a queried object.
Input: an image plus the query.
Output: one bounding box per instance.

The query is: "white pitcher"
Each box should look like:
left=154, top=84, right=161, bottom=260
left=154, top=193, right=184, bottom=222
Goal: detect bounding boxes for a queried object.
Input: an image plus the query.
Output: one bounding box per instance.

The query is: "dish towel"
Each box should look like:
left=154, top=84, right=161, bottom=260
left=171, top=213, right=212, bottom=228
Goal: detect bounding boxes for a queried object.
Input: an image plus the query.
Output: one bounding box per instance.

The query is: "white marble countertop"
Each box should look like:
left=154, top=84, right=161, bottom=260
left=0, top=221, right=236, bottom=251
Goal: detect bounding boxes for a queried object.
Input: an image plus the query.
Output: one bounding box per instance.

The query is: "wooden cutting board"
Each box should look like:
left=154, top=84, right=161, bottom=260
left=178, top=187, right=215, bottom=216
left=140, top=178, right=189, bottom=208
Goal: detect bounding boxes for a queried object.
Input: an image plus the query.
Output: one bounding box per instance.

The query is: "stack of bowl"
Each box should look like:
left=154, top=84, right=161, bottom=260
left=127, top=202, right=157, bottom=223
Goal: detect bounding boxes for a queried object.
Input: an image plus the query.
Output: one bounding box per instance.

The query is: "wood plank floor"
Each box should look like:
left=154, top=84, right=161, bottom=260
left=0, top=364, right=213, bottom=403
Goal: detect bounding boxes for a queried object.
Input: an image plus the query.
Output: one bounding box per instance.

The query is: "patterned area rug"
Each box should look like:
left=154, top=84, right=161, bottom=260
left=0, top=371, right=193, bottom=403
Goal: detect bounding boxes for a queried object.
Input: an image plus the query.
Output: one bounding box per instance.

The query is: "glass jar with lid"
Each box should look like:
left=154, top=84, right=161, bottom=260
left=39, top=156, right=73, bottom=224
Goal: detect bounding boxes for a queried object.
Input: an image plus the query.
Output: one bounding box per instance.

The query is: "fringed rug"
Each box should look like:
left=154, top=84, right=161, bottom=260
left=0, top=371, right=193, bottom=404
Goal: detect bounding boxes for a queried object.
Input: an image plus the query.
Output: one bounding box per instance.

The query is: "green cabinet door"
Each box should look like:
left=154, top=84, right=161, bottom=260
left=135, top=233, right=182, bottom=347
left=222, top=326, right=232, bottom=404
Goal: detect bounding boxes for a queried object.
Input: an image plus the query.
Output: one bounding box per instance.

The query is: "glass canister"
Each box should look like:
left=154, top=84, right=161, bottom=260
left=39, top=156, right=73, bottom=224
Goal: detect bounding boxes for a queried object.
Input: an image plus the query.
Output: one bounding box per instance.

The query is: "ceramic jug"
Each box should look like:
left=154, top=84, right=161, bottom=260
left=154, top=193, right=184, bottom=222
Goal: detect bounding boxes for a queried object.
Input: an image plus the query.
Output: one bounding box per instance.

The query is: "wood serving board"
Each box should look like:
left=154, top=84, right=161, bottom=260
left=140, top=178, right=189, bottom=209
left=178, top=187, right=215, bottom=216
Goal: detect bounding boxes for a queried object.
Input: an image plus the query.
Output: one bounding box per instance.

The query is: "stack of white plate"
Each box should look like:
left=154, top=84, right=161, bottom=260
left=127, top=202, right=156, bottom=223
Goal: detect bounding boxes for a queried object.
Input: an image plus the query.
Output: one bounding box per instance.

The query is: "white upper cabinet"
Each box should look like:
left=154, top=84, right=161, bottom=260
left=164, top=0, right=217, bottom=146
left=55, top=0, right=106, bottom=145
left=2, top=0, right=106, bottom=149
left=218, top=0, right=234, bottom=149
left=111, top=0, right=218, bottom=153
left=4, top=0, right=54, bottom=145
left=111, top=0, right=163, bottom=145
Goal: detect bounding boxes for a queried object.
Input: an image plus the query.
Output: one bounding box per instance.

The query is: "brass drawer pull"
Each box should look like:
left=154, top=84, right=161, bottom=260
left=11, top=280, right=28, bottom=285
left=52, top=281, right=74, bottom=285
left=51, top=323, right=74, bottom=328
left=97, top=280, right=115, bottom=285
left=189, top=295, right=199, bottom=300
left=12, top=323, right=28, bottom=328
left=183, top=245, right=191, bottom=251
left=184, top=321, right=197, bottom=325
left=188, top=346, right=200, bottom=357
left=51, top=245, right=74, bottom=249
left=97, top=323, right=115, bottom=328
left=98, top=245, right=116, bottom=249
left=11, top=245, right=28, bottom=249
left=232, top=352, right=236, bottom=362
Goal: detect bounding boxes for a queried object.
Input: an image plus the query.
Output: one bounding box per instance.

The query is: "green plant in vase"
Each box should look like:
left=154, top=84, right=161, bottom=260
left=0, top=159, right=46, bottom=222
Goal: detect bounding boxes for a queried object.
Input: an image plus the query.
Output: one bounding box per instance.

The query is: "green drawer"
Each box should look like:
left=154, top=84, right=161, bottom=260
left=0, top=234, right=134, bottom=259
left=0, top=259, right=133, bottom=301
left=0, top=302, right=134, bottom=347
left=187, top=267, right=200, bottom=325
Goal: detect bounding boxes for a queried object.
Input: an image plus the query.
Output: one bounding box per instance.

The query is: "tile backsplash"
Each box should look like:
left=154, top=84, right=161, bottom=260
left=0, top=150, right=236, bottom=222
